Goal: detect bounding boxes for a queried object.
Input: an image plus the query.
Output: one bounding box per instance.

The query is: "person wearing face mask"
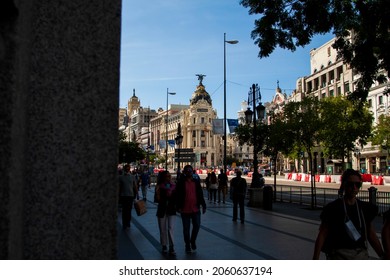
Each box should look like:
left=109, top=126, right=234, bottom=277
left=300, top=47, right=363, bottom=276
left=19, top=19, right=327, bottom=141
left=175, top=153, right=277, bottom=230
left=176, top=165, right=206, bottom=254
left=313, top=169, right=384, bottom=259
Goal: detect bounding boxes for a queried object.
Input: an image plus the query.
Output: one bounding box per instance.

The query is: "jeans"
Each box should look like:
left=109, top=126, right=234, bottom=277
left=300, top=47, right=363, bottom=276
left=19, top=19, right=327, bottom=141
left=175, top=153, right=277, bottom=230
left=158, top=215, right=176, bottom=248
left=218, top=186, right=227, bottom=202
left=180, top=211, right=201, bottom=246
left=209, top=189, right=217, bottom=202
left=120, top=196, right=134, bottom=228
left=232, top=195, right=245, bottom=221
left=141, top=184, right=148, bottom=200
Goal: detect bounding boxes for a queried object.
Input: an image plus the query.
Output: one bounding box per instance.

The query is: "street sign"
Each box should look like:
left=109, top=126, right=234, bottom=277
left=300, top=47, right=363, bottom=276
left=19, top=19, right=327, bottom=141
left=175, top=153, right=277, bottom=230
left=174, top=152, right=196, bottom=159
left=174, top=156, right=195, bottom=162
left=175, top=148, right=194, bottom=154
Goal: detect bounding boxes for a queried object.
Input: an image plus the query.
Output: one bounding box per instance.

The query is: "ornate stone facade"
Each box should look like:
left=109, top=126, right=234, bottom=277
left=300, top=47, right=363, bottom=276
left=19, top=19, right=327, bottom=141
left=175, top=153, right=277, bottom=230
left=123, top=77, right=224, bottom=169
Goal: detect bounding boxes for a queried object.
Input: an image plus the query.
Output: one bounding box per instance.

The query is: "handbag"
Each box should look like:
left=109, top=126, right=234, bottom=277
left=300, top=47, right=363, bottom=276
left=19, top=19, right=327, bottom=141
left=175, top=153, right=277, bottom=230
left=134, top=199, right=147, bottom=216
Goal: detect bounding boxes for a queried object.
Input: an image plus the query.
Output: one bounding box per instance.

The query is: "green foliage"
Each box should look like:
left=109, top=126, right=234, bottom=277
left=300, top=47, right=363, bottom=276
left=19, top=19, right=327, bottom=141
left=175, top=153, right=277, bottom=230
left=371, top=114, right=390, bottom=152
left=283, top=96, right=323, bottom=154
left=240, top=0, right=390, bottom=101
left=233, top=124, right=253, bottom=146
left=263, top=111, right=294, bottom=159
left=118, top=132, right=145, bottom=164
left=319, top=97, right=373, bottom=160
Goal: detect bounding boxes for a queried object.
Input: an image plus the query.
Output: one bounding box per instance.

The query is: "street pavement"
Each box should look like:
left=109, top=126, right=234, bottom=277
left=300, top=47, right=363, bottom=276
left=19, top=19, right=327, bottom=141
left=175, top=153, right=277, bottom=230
left=117, top=180, right=385, bottom=260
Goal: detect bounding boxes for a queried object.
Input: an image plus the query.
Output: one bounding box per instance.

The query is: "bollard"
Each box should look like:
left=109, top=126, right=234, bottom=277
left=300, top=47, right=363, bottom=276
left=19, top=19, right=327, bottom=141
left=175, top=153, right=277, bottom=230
left=368, top=186, right=377, bottom=206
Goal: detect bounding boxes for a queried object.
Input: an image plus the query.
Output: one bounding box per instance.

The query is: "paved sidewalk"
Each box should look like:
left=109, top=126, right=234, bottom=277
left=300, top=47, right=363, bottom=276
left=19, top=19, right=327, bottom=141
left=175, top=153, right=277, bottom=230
left=117, top=188, right=383, bottom=260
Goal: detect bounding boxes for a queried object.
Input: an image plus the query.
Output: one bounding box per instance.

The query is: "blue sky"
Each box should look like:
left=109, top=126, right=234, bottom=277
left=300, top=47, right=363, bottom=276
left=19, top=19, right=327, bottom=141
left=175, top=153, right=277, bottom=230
left=120, top=0, right=334, bottom=119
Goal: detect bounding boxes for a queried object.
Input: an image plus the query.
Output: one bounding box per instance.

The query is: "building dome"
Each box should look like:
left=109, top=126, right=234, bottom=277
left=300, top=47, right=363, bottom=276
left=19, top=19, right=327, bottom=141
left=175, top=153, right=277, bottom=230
left=190, top=83, right=212, bottom=106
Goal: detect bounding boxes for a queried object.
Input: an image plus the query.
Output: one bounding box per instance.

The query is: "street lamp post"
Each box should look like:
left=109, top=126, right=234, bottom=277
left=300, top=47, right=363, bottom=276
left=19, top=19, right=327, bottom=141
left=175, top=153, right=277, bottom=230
left=175, top=123, right=183, bottom=179
left=121, top=109, right=130, bottom=166
left=166, top=88, right=176, bottom=170
left=223, top=33, right=238, bottom=175
left=245, top=84, right=265, bottom=188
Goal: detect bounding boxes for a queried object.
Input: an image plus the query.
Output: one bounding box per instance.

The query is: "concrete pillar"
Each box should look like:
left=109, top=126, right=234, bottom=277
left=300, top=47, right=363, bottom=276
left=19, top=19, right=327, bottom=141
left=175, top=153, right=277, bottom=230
left=0, top=0, right=121, bottom=259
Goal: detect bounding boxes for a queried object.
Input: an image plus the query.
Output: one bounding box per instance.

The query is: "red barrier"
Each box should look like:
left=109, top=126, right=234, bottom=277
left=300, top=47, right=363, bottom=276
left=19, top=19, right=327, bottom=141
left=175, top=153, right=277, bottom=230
left=305, top=174, right=310, bottom=182
left=372, top=176, right=384, bottom=185
left=361, top=173, right=372, bottom=182
left=288, top=173, right=292, bottom=180
left=315, top=175, right=320, bottom=182
left=248, top=172, right=253, bottom=178
left=325, top=175, right=331, bottom=183
left=296, top=174, right=302, bottom=181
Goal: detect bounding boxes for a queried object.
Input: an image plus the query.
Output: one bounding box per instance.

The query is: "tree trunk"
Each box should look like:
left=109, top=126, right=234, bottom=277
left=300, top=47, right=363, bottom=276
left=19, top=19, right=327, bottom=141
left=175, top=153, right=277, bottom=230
left=273, top=156, right=277, bottom=201
left=309, top=152, right=317, bottom=209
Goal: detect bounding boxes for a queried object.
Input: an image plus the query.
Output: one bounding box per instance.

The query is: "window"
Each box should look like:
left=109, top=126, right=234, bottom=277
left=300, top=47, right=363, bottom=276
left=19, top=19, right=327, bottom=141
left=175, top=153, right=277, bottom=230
left=344, top=83, right=350, bottom=93
left=193, top=141, right=196, bottom=147
left=201, top=130, right=205, bottom=137
left=193, top=118, right=196, bottom=124
left=337, top=66, right=343, bottom=80
left=201, top=141, right=205, bottom=147
left=201, top=117, right=205, bottom=124
left=368, top=99, right=372, bottom=107
left=379, top=95, right=384, bottom=105
left=329, top=89, right=334, bottom=97
left=192, top=131, right=196, bottom=137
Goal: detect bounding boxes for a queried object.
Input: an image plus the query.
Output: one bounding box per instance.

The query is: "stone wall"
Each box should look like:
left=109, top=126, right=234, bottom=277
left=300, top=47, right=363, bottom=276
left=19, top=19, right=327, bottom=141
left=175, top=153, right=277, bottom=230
left=0, top=0, right=121, bottom=259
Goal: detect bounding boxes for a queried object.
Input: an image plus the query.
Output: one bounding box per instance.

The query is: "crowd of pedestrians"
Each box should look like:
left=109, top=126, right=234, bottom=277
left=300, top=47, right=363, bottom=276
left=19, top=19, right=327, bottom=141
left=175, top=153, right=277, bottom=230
left=119, top=166, right=390, bottom=259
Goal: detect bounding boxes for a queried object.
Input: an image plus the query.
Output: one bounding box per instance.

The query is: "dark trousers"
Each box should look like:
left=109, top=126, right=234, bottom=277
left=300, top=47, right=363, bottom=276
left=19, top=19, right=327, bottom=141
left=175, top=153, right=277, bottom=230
left=180, top=211, right=201, bottom=246
left=120, top=196, right=134, bottom=228
left=232, top=195, right=245, bottom=221
left=210, top=189, right=217, bottom=202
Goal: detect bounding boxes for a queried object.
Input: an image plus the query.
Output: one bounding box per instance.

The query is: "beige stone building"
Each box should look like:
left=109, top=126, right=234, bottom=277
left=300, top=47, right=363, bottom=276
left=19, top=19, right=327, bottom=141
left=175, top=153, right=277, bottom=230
left=283, top=36, right=389, bottom=174
left=121, top=78, right=226, bottom=169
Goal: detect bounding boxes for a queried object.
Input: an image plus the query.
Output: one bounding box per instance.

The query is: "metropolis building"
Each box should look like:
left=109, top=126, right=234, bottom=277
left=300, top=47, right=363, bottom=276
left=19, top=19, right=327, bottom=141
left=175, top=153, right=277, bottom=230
left=121, top=77, right=223, bottom=169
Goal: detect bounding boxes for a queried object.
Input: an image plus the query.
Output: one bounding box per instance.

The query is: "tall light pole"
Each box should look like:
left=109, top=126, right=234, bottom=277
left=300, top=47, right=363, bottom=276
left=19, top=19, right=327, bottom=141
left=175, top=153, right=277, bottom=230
left=223, top=33, right=238, bottom=175
left=175, top=123, right=183, bottom=179
left=166, top=88, right=176, bottom=170
left=245, top=84, right=265, bottom=188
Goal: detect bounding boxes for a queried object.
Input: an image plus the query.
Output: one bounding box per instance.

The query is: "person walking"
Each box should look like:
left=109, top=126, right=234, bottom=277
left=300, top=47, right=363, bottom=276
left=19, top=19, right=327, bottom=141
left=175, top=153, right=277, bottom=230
left=140, top=169, right=151, bottom=201
left=155, top=170, right=177, bottom=256
left=176, top=165, right=206, bottom=253
left=312, top=169, right=384, bottom=260
left=205, top=172, right=211, bottom=201
left=208, top=171, right=218, bottom=204
left=218, top=168, right=228, bottom=204
left=118, top=164, right=138, bottom=230
left=230, top=170, right=247, bottom=224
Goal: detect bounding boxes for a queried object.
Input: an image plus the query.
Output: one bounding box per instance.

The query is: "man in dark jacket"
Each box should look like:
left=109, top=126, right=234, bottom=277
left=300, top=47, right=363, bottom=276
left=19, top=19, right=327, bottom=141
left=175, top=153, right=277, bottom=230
left=176, top=165, right=206, bottom=253
left=230, top=170, right=247, bottom=224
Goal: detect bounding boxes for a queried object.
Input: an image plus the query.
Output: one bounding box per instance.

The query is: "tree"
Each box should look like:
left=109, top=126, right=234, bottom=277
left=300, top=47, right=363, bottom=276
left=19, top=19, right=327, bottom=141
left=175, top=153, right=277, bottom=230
left=319, top=96, right=373, bottom=163
left=263, top=111, right=294, bottom=199
left=118, top=131, right=145, bottom=164
left=371, top=114, right=390, bottom=174
left=240, top=0, right=390, bottom=101
left=284, top=97, right=323, bottom=208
